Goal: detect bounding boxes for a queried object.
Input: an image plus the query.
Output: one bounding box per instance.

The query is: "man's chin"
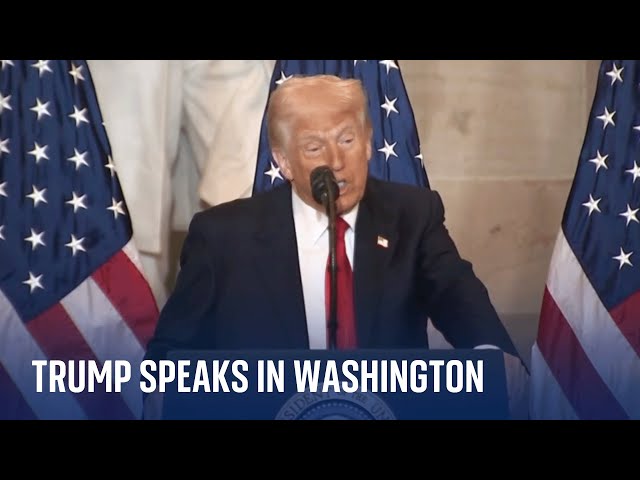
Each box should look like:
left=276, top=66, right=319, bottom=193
left=336, top=199, right=356, bottom=216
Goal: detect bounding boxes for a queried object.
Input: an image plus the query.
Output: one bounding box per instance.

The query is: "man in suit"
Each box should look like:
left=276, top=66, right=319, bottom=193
left=144, top=74, right=528, bottom=418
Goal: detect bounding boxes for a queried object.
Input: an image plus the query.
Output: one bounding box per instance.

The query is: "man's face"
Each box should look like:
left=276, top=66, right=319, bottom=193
left=274, top=104, right=372, bottom=216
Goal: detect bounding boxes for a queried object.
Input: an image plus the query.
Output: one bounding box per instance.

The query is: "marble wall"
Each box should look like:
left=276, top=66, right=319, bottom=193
left=400, top=60, right=601, bottom=365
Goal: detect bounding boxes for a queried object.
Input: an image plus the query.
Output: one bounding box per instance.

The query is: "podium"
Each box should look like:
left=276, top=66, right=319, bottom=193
left=161, top=349, right=509, bottom=420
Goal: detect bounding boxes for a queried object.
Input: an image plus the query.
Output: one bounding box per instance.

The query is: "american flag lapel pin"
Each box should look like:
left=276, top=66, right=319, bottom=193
left=377, top=236, right=389, bottom=248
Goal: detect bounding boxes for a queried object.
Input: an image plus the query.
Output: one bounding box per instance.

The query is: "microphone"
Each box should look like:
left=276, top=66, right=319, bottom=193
left=311, top=166, right=339, bottom=208
left=310, top=166, right=340, bottom=350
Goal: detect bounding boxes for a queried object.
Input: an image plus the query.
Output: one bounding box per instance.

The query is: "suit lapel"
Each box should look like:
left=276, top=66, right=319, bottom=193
left=354, top=179, right=398, bottom=347
left=248, top=179, right=397, bottom=349
left=251, top=184, right=309, bottom=347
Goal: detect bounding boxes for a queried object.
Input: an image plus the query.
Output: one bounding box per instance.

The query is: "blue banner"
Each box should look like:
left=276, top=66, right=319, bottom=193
left=160, top=349, right=509, bottom=420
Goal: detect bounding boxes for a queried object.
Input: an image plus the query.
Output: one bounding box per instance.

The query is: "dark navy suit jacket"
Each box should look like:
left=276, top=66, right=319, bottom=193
left=144, top=177, right=519, bottom=362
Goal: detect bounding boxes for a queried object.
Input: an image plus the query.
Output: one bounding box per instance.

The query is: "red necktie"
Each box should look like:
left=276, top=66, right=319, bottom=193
left=325, top=217, right=357, bottom=349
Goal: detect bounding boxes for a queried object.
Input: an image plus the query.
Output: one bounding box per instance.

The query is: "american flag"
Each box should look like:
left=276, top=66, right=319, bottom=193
left=252, top=60, right=429, bottom=194
left=530, top=60, right=640, bottom=419
left=0, top=60, right=159, bottom=420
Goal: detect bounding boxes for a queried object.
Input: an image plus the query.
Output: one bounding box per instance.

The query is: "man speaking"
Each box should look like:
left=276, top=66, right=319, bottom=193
left=143, top=74, right=527, bottom=418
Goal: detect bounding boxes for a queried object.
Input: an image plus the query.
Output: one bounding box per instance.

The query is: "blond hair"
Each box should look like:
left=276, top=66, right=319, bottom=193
left=266, top=74, right=371, bottom=150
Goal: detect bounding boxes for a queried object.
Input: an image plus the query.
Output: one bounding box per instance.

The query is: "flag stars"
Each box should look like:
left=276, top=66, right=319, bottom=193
left=69, top=63, right=85, bottom=84
left=66, top=192, right=88, bottom=213
left=588, top=150, right=608, bottom=172
left=381, top=95, right=399, bottom=118
left=30, top=98, right=51, bottom=120
left=65, top=234, right=86, bottom=256
left=67, top=148, right=89, bottom=170
left=606, top=63, right=624, bottom=85
left=597, top=107, right=615, bottom=129
left=24, top=228, right=45, bottom=251
left=276, top=71, right=292, bottom=85
left=354, top=60, right=367, bottom=66
left=264, top=162, right=283, bottom=184
left=105, top=156, right=116, bottom=176
left=613, top=247, right=633, bottom=270
left=379, top=60, right=399, bottom=74
left=415, top=153, right=424, bottom=162
left=69, top=106, right=89, bottom=126
left=625, top=161, right=640, bottom=183
left=378, top=139, right=398, bottom=161
left=619, top=204, right=639, bottom=226
left=582, top=194, right=602, bottom=216
left=28, top=142, right=49, bottom=163
left=107, top=198, right=126, bottom=219
left=0, top=225, right=4, bottom=240
left=1, top=60, right=14, bottom=70
left=26, top=185, right=47, bottom=207
left=0, top=138, right=9, bottom=156
left=0, top=181, right=6, bottom=197
left=32, top=60, right=52, bottom=77
left=23, top=272, right=44, bottom=293
left=0, top=92, right=12, bottom=114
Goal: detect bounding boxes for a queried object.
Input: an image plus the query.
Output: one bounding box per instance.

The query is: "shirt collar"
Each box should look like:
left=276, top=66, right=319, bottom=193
left=291, top=187, right=359, bottom=246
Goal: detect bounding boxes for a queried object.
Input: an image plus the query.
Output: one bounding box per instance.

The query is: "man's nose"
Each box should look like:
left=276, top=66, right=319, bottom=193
left=327, top=145, right=345, bottom=171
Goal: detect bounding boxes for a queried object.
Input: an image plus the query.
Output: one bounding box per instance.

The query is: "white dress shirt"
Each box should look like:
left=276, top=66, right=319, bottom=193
left=292, top=189, right=359, bottom=349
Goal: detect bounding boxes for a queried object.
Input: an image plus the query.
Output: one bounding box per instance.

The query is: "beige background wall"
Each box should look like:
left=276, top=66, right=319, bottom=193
left=168, top=60, right=602, bottom=368
left=401, top=60, right=601, bottom=366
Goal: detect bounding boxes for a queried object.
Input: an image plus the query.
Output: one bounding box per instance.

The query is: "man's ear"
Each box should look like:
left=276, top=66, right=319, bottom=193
left=272, top=149, right=292, bottom=181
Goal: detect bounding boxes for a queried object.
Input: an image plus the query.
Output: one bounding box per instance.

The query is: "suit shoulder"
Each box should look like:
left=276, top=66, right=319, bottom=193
left=368, top=177, right=444, bottom=212
left=191, top=184, right=285, bottom=228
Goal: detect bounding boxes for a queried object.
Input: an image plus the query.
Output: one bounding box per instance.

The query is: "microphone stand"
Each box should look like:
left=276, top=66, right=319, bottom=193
left=323, top=179, right=338, bottom=350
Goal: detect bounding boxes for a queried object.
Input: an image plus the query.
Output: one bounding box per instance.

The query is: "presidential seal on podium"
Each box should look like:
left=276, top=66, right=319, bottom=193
left=274, top=385, right=396, bottom=420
